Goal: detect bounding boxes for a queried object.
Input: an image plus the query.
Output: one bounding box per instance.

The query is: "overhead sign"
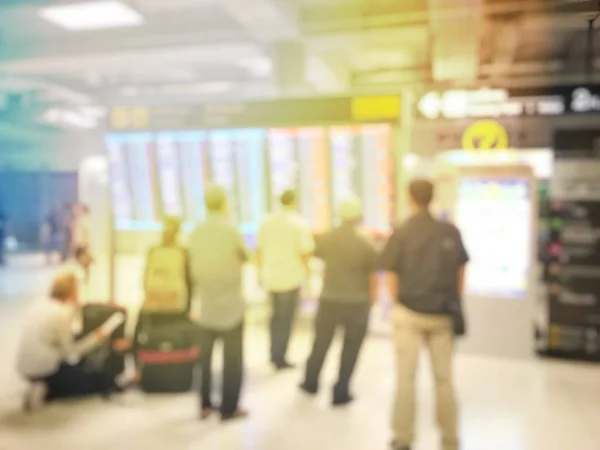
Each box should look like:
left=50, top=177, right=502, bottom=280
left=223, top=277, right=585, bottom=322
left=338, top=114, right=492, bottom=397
left=417, top=85, right=600, bottom=120
left=461, top=120, right=509, bottom=151
left=109, top=95, right=402, bottom=131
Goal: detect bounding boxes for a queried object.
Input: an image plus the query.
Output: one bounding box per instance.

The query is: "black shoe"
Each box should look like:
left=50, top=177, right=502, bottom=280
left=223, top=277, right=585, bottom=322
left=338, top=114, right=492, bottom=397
left=390, top=440, right=410, bottom=450
left=332, top=394, right=354, bottom=407
left=299, top=383, right=318, bottom=396
left=221, top=409, right=249, bottom=422
left=274, top=361, right=296, bottom=371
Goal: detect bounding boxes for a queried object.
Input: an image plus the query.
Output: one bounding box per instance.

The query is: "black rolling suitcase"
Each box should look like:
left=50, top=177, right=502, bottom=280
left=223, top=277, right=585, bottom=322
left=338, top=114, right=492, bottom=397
left=136, top=315, right=200, bottom=393
left=81, top=303, right=128, bottom=386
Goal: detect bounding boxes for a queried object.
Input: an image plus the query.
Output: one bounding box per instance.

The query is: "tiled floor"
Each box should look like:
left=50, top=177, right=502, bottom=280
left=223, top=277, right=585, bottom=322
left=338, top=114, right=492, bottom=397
left=1, top=254, right=600, bottom=449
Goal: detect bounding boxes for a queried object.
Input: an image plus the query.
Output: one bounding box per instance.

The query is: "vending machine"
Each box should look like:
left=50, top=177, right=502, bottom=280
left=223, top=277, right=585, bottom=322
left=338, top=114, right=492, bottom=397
left=433, top=164, right=539, bottom=359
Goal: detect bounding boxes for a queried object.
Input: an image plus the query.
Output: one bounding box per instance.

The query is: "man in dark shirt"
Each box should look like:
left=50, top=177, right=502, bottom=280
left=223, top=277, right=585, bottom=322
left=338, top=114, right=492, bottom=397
left=300, top=197, right=378, bottom=406
left=380, top=179, right=468, bottom=450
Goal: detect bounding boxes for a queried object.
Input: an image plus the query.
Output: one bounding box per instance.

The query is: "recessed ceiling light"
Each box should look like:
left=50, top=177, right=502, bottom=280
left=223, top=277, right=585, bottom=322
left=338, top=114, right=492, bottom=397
left=39, top=1, right=144, bottom=31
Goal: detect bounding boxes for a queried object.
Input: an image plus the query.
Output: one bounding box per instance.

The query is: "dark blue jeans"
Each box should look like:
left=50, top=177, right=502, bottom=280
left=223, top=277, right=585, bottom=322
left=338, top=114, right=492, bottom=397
left=270, top=288, right=300, bottom=365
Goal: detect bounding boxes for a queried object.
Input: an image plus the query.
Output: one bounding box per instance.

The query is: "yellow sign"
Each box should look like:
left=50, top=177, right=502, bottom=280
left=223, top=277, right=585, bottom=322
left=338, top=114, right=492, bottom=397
left=461, top=120, right=509, bottom=151
left=110, top=106, right=150, bottom=130
left=352, top=96, right=401, bottom=121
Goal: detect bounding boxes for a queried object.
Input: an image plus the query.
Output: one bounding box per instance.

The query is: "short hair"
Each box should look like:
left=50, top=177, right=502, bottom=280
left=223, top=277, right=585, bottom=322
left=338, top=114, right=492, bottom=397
left=204, top=184, right=228, bottom=212
left=338, top=196, right=362, bottom=223
left=280, top=190, right=296, bottom=207
left=409, top=179, right=434, bottom=207
left=50, top=271, right=78, bottom=300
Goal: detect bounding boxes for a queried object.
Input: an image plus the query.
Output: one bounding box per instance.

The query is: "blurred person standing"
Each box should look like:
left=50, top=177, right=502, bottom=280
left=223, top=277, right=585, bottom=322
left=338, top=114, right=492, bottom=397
left=43, top=203, right=63, bottom=265
left=141, top=216, right=191, bottom=315
left=299, top=197, right=378, bottom=406
left=257, top=190, right=314, bottom=370
left=17, top=270, right=130, bottom=412
left=72, top=204, right=93, bottom=280
left=188, top=185, right=249, bottom=421
left=61, top=202, right=74, bottom=262
left=380, top=179, right=469, bottom=450
left=135, top=216, right=192, bottom=342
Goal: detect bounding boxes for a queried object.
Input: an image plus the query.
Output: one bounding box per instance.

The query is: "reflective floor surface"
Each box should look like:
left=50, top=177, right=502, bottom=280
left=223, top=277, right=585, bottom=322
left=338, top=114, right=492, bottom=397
left=0, top=254, right=599, bottom=450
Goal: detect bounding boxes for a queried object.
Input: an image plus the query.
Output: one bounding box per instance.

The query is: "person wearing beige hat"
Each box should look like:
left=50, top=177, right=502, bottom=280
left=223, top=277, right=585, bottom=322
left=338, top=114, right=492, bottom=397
left=300, top=196, right=379, bottom=406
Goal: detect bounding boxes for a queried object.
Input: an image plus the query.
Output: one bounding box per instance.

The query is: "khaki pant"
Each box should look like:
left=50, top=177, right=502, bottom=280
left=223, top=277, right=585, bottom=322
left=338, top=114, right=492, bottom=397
left=392, top=305, right=458, bottom=450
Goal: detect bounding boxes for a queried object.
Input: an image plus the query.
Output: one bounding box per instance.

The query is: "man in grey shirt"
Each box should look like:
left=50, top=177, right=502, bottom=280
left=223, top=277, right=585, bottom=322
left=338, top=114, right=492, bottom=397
left=188, top=185, right=249, bottom=421
left=300, top=197, right=378, bottom=406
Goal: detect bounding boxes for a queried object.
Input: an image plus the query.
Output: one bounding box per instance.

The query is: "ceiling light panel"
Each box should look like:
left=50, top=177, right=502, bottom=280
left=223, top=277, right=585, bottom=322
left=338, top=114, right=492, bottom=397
left=39, top=1, right=144, bottom=31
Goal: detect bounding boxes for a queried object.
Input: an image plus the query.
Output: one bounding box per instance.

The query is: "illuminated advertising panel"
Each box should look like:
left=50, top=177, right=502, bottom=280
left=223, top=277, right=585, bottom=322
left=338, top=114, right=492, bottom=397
left=455, top=177, right=532, bottom=298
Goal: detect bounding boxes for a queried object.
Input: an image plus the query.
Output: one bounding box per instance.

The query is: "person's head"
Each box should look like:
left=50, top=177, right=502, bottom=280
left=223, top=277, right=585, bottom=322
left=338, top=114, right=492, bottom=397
left=337, top=196, right=363, bottom=225
left=162, top=216, right=181, bottom=245
left=408, top=178, right=435, bottom=213
left=204, top=184, right=228, bottom=214
left=280, top=190, right=296, bottom=209
left=50, top=270, right=79, bottom=305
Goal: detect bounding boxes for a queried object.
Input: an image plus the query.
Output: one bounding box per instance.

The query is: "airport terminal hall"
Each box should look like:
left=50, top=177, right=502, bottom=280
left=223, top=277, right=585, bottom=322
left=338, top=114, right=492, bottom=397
left=2, top=0, right=600, bottom=449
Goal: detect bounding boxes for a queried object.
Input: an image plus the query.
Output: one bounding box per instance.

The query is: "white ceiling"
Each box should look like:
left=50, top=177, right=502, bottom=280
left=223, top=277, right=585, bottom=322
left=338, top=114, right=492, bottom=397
left=0, top=0, right=598, bottom=112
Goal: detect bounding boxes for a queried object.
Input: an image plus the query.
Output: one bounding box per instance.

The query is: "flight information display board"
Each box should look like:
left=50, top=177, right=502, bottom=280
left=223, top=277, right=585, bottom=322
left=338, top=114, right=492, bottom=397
left=208, top=130, right=267, bottom=233
left=268, top=128, right=330, bottom=231
left=329, top=127, right=360, bottom=221
left=359, top=125, right=394, bottom=233
left=234, top=129, right=267, bottom=233
left=297, top=128, right=330, bottom=231
left=329, top=125, right=394, bottom=233
left=105, top=134, right=134, bottom=225
left=208, top=131, right=239, bottom=223
left=455, top=177, right=532, bottom=298
left=268, top=129, right=300, bottom=203
left=122, top=133, right=157, bottom=223
left=177, top=131, right=208, bottom=223
left=155, top=133, right=184, bottom=217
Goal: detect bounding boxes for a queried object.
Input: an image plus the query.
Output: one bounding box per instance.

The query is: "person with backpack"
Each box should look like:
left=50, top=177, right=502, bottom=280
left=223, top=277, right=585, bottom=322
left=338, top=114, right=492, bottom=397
left=135, top=216, right=192, bottom=341
left=380, top=179, right=469, bottom=450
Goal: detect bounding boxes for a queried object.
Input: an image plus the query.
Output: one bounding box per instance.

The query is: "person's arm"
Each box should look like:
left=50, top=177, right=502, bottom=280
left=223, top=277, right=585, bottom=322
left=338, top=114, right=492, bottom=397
left=55, top=312, right=107, bottom=363
left=299, top=225, right=315, bottom=278
left=184, top=248, right=193, bottom=313
left=455, top=228, right=470, bottom=299
left=457, top=265, right=466, bottom=298
left=142, top=248, right=155, bottom=292
left=237, top=232, right=250, bottom=263
left=383, top=271, right=399, bottom=301
left=369, top=273, right=380, bottom=305
left=379, top=228, right=404, bottom=302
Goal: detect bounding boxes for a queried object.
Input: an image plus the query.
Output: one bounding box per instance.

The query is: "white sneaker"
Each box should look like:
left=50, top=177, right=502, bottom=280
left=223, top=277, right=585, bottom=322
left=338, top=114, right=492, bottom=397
left=24, top=382, right=47, bottom=413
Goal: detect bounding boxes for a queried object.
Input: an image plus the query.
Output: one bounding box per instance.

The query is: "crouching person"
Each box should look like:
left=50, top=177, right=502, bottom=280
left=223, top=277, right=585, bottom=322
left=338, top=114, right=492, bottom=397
left=17, top=270, right=129, bottom=412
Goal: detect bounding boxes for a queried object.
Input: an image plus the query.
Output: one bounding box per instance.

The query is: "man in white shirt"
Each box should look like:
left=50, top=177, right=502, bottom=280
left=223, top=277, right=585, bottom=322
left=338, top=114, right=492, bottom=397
left=257, top=190, right=315, bottom=370
left=17, top=270, right=127, bottom=412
